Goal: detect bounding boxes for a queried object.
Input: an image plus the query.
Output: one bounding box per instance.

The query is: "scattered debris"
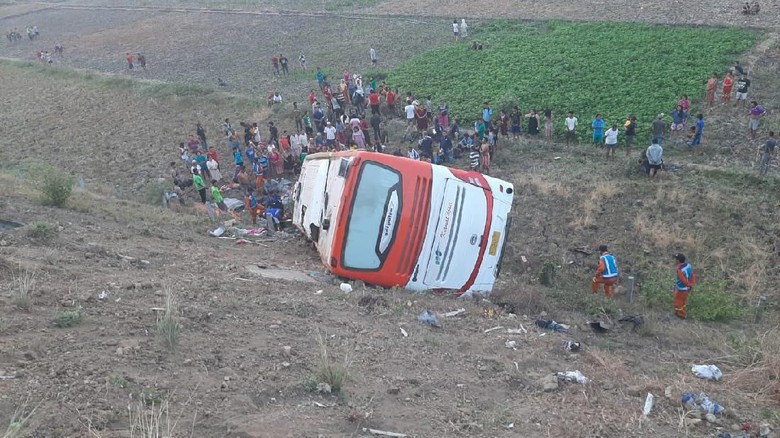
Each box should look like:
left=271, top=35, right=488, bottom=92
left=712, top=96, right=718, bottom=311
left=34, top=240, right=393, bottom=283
left=442, top=308, right=466, bottom=317
left=505, top=340, right=517, bottom=350
left=563, top=341, right=581, bottom=353
left=417, top=309, right=441, bottom=328
left=556, top=370, right=590, bottom=384
left=507, top=325, right=527, bottom=334
left=483, top=326, right=504, bottom=333
left=362, top=428, right=408, bottom=438
left=618, top=315, right=645, bottom=331
left=313, top=401, right=327, bottom=408
left=682, top=392, right=725, bottom=415
left=588, top=321, right=611, bottom=333
left=643, top=393, right=655, bottom=416
left=535, top=319, right=569, bottom=333
left=315, top=289, right=323, bottom=295
left=0, top=375, right=15, bottom=380
left=209, top=226, right=225, bottom=237
left=98, top=290, right=109, bottom=300
left=235, top=238, right=250, bottom=245
left=691, top=364, right=723, bottom=381
left=340, top=283, right=353, bottom=293
left=316, top=383, right=332, bottom=394
left=399, top=327, right=408, bottom=337
left=664, top=386, right=673, bottom=399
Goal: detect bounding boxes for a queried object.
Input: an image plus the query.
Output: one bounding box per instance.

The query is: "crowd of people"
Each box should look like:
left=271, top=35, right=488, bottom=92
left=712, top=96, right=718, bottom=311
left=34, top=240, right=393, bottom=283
left=163, top=23, right=774, bottom=229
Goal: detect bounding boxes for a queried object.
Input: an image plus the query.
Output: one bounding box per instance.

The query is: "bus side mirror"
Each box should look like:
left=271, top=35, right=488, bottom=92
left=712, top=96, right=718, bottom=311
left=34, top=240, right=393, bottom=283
left=322, top=218, right=331, bottom=230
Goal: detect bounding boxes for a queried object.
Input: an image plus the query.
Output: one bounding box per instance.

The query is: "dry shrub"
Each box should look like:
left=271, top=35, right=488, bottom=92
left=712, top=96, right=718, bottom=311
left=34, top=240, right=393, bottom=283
left=525, top=174, right=571, bottom=198
left=727, top=328, right=780, bottom=403
left=633, top=216, right=695, bottom=249
left=590, top=181, right=617, bottom=201
left=569, top=211, right=594, bottom=231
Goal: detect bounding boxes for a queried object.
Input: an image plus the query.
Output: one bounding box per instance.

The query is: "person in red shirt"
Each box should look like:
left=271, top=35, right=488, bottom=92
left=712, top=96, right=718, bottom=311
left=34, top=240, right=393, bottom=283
left=368, top=89, right=381, bottom=115
left=385, top=89, right=396, bottom=118
left=206, top=146, right=219, bottom=163
left=271, top=56, right=280, bottom=76
left=280, top=131, right=291, bottom=152
left=308, top=89, right=316, bottom=106
left=126, top=52, right=134, bottom=70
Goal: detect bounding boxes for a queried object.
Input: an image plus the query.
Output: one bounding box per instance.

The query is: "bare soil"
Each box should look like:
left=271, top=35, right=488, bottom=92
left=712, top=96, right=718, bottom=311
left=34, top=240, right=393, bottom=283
left=0, top=2, right=779, bottom=438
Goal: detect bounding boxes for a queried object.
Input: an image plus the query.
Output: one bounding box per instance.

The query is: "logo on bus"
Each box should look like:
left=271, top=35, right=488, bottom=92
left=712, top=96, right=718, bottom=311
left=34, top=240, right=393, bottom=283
left=470, top=234, right=478, bottom=245
left=434, top=249, right=443, bottom=265
left=439, top=202, right=453, bottom=239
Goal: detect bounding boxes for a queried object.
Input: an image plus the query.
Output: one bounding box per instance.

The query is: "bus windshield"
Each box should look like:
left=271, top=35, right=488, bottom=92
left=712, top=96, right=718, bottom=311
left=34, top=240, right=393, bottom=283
left=342, top=162, right=402, bottom=271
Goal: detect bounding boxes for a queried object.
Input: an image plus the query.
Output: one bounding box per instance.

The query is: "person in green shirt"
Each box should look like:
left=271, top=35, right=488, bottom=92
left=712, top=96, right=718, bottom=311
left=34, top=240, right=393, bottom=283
left=210, top=181, right=227, bottom=212
left=302, top=111, right=312, bottom=136
left=193, top=171, right=206, bottom=204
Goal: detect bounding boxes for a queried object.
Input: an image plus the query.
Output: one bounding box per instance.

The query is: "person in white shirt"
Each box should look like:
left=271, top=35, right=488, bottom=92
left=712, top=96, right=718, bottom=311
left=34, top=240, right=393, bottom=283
left=324, top=121, right=337, bottom=150
left=604, top=123, right=619, bottom=157
left=452, top=20, right=460, bottom=41
left=564, top=112, right=578, bottom=145
left=369, top=47, right=377, bottom=66
left=408, top=147, right=420, bottom=160
left=460, top=19, right=468, bottom=37
left=405, top=103, right=416, bottom=125
left=272, top=92, right=282, bottom=104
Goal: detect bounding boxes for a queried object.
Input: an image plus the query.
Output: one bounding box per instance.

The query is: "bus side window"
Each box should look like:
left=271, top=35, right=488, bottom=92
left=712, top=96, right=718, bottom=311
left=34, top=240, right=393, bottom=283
left=338, top=159, right=350, bottom=177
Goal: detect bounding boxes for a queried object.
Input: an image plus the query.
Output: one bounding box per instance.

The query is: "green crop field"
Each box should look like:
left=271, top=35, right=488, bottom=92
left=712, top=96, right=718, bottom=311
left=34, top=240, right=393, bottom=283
left=387, top=21, right=759, bottom=139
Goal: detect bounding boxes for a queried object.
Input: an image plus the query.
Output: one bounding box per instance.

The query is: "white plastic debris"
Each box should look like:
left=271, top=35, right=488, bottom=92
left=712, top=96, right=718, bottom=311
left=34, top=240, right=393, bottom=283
left=643, top=393, right=654, bottom=416
left=98, top=290, right=109, bottom=300
left=209, top=226, right=225, bottom=237
left=442, top=308, right=466, bottom=317
left=339, top=283, right=353, bottom=293
left=505, top=340, right=518, bottom=350
left=691, top=364, right=722, bottom=381
left=556, top=370, right=590, bottom=384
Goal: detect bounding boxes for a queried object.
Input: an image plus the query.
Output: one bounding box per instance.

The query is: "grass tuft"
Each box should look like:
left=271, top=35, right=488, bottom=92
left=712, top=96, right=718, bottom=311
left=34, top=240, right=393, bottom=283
left=314, top=329, right=353, bottom=394
left=157, top=288, right=182, bottom=350
left=11, top=269, right=35, bottom=311
left=25, top=221, right=57, bottom=240
left=3, top=397, right=38, bottom=438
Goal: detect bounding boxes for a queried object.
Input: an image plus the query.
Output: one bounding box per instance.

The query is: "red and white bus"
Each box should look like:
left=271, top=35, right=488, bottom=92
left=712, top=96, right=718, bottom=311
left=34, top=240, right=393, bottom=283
left=292, top=151, right=513, bottom=295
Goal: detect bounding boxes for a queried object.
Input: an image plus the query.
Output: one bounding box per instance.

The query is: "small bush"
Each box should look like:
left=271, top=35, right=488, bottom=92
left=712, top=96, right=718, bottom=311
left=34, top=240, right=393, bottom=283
left=157, top=288, right=181, bottom=350
left=11, top=269, right=35, bottom=311
left=54, top=310, right=82, bottom=328
left=25, top=222, right=57, bottom=240
left=641, top=272, right=742, bottom=322
left=538, top=262, right=556, bottom=286
left=39, top=170, right=74, bottom=207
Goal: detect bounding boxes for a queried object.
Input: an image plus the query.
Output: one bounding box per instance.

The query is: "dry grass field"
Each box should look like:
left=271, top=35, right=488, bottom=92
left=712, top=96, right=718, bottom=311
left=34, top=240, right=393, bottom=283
left=1, top=1, right=779, bottom=437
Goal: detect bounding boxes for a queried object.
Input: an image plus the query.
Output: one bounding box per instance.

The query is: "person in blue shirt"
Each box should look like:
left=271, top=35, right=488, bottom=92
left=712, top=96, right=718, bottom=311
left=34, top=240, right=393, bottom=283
left=482, top=102, right=493, bottom=125
left=592, top=114, right=605, bottom=144
left=687, top=113, right=704, bottom=154
left=233, top=148, right=244, bottom=167
left=673, top=253, right=696, bottom=319
left=592, top=245, right=619, bottom=298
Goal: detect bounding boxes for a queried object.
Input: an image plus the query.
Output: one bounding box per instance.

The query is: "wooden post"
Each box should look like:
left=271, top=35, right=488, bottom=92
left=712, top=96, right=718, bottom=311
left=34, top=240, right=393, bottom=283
left=627, top=276, right=635, bottom=303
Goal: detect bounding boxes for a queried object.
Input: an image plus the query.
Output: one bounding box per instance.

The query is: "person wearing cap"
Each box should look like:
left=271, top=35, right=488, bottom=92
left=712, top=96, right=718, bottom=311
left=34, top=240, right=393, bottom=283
left=324, top=121, right=336, bottom=150
left=673, top=253, right=696, bottom=319
left=592, top=245, right=619, bottom=298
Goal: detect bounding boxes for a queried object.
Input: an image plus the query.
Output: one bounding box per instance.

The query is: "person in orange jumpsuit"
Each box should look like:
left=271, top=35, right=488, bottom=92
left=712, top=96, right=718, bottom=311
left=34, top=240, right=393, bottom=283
left=673, top=253, right=696, bottom=319
left=592, top=245, right=619, bottom=297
